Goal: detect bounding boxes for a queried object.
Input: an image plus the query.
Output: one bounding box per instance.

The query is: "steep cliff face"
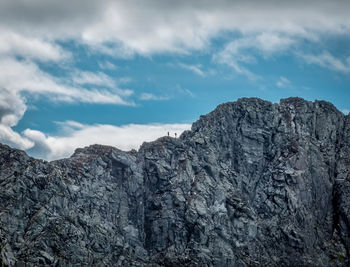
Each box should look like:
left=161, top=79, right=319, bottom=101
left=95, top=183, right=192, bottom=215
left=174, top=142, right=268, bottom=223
left=1, top=97, right=350, bottom=266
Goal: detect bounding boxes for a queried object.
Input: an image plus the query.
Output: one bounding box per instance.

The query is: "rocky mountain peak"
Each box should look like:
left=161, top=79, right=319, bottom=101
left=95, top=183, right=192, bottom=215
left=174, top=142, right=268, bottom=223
left=1, top=97, right=350, bottom=266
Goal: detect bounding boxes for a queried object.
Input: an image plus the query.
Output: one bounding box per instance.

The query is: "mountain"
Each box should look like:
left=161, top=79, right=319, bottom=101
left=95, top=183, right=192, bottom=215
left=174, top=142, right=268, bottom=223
left=1, top=97, right=350, bottom=266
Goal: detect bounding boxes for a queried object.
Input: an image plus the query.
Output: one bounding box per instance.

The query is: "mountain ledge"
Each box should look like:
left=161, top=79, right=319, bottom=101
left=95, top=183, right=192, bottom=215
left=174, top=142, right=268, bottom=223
left=1, top=97, right=350, bottom=266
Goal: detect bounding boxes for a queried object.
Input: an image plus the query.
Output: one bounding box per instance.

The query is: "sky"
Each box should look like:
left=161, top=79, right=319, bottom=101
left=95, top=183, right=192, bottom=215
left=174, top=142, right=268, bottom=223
left=0, top=0, right=349, bottom=160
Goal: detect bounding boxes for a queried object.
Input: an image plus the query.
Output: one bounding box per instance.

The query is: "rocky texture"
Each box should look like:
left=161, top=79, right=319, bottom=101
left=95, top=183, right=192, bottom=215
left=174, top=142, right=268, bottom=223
left=1, top=97, right=350, bottom=266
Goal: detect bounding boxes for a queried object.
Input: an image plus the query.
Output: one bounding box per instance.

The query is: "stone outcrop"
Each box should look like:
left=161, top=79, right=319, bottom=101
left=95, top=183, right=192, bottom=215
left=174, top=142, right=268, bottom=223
left=1, top=97, right=350, bottom=266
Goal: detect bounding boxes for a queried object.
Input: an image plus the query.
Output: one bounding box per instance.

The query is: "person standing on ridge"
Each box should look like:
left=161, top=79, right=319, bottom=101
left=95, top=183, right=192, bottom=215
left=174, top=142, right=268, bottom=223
left=175, top=133, right=177, bottom=138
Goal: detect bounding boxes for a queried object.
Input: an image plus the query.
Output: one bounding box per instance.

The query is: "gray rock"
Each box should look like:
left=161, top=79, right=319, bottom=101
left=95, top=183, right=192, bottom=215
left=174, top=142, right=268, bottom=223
left=0, top=97, right=350, bottom=266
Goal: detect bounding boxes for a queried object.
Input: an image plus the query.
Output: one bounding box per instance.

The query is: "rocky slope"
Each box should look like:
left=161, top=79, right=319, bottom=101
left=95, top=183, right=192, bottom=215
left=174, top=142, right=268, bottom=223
left=1, top=97, right=350, bottom=266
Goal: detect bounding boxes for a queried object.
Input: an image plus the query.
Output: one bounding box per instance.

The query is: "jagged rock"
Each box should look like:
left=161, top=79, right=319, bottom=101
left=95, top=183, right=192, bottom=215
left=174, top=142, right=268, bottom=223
left=0, top=97, right=350, bottom=266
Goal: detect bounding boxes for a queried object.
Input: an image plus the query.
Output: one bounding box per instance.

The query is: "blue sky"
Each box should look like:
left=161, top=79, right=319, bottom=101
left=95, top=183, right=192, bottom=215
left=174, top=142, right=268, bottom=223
left=0, top=0, right=349, bottom=160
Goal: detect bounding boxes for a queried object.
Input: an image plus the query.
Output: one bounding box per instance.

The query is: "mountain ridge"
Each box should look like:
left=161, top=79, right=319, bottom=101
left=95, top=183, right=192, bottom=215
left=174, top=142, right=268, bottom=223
left=1, top=97, right=350, bottom=266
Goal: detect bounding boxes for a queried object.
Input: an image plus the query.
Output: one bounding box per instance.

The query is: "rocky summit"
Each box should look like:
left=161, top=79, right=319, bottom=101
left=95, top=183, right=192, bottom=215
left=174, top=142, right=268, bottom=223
left=1, top=97, right=350, bottom=266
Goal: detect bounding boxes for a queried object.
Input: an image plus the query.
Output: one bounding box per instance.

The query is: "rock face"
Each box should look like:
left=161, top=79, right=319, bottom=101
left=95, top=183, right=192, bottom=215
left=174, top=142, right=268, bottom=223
left=1, top=97, right=350, bottom=266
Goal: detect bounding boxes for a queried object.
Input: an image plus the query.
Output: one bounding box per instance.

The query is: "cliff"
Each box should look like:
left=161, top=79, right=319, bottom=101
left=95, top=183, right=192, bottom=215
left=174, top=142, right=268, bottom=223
left=1, top=97, right=350, bottom=266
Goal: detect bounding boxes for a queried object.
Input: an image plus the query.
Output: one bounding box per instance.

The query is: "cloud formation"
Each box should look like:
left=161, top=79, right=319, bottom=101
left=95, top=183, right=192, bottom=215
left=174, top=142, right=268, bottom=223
left=1, top=1, right=349, bottom=56
left=139, top=93, right=170, bottom=101
left=0, top=57, right=134, bottom=150
left=300, top=51, right=350, bottom=73
left=276, top=77, right=291, bottom=88
left=0, top=58, right=133, bottom=105
left=0, top=28, right=67, bottom=62
left=213, top=33, right=295, bottom=79
left=98, top=61, right=118, bottom=70
left=0, top=1, right=348, bottom=78
left=178, top=63, right=205, bottom=76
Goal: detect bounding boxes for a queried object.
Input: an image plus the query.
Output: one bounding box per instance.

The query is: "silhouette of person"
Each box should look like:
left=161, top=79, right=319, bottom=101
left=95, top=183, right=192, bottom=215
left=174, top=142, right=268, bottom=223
left=168, top=132, right=170, bottom=137
left=175, top=133, right=177, bottom=138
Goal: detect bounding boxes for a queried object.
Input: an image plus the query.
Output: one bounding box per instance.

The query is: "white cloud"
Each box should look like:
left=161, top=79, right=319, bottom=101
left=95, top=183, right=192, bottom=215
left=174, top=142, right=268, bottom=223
left=0, top=58, right=136, bottom=150
left=178, top=63, right=205, bottom=76
left=80, top=3, right=208, bottom=55
left=23, top=121, right=191, bottom=160
left=0, top=1, right=349, bottom=57
left=71, top=70, right=116, bottom=88
left=139, top=93, right=170, bottom=101
left=65, top=1, right=350, bottom=56
left=213, top=49, right=258, bottom=80
left=276, top=76, right=291, bottom=88
left=0, top=0, right=348, bottom=84
left=213, top=33, right=294, bottom=79
left=0, top=88, right=26, bottom=127
left=0, top=58, right=134, bottom=105
left=255, top=33, right=295, bottom=55
left=300, top=51, right=350, bottom=73
left=0, top=28, right=68, bottom=62
left=173, top=84, right=194, bottom=98
left=139, top=84, right=195, bottom=101
left=0, top=124, right=34, bottom=150
left=98, top=60, right=118, bottom=70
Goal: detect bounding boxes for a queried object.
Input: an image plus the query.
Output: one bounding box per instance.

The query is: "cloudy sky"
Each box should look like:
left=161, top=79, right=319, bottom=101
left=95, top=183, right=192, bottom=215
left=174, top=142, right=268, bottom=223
left=0, top=0, right=349, bottom=160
